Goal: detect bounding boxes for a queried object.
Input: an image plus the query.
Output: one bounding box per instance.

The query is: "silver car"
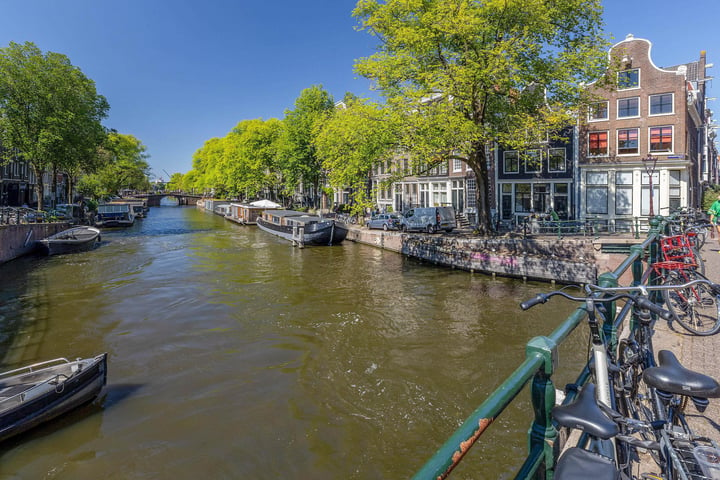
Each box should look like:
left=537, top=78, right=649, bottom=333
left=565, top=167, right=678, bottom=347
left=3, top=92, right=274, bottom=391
left=366, top=213, right=400, bottom=231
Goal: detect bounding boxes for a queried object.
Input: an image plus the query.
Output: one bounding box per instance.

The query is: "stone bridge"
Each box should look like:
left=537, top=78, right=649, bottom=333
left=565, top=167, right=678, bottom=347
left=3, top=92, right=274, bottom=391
left=131, top=192, right=202, bottom=207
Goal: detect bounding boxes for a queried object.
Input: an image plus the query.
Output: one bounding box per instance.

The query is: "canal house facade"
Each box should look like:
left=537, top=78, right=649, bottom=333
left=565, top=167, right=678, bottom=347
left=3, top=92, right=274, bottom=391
left=578, top=34, right=716, bottom=231
left=361, top=35, right=717, bottom=231
left=494, top=128, right=576, bottom=226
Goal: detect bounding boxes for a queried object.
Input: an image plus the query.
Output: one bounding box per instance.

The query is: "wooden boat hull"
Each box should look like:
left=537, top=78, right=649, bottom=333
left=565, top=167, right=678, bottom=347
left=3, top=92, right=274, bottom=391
left=37, top=226, right=101, bottom=256
left=0, top=353, right=108, bottom=443
left=257, top=217, right=348, bottom=246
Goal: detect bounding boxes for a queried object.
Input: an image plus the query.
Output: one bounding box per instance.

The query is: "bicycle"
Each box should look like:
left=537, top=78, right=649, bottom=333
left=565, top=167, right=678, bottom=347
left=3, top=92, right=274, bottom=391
left=652, top=263, right=720, bottom=336
left=520, top=284, right=672, bottom=479
left=640, top=349, right=720, bottom=480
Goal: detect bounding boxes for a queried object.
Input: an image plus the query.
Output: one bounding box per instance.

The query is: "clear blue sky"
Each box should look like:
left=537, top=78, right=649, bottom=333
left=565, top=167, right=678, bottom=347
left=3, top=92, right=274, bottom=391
left=1, top=0, right=718, bottom=181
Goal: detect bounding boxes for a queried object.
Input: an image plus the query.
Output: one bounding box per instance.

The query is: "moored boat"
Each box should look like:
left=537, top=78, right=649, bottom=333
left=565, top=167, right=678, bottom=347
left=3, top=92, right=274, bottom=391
left=95, top=203, right=135, bottom=228
left=226, top=199, right=281, bottom=225
left=0, top=353, right=108, bottom=443
left=256, top=209, right=348, bottom=246
left=37, top=226, right=101, bottom=256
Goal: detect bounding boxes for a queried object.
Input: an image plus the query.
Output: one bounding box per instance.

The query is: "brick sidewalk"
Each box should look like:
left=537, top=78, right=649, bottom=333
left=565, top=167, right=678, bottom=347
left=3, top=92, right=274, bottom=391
left=649, top=240, right=720, bottom=443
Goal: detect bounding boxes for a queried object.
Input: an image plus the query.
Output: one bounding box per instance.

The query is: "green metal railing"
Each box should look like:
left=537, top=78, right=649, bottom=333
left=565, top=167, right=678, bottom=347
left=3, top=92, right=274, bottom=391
left=413, top=217, right=666, bottom=480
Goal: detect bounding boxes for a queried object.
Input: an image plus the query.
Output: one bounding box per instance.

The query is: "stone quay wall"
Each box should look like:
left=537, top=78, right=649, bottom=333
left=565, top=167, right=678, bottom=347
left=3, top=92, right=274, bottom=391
left=347, top=228, right=602, bottom=284
left=0, top=223, right=70, bottom=264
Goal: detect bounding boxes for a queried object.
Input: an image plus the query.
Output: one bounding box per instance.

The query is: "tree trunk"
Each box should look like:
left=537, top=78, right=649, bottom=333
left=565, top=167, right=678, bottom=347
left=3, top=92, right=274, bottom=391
left=32, top=164, right=44, bottom=212
left=470, top=143, right=493, bottom=236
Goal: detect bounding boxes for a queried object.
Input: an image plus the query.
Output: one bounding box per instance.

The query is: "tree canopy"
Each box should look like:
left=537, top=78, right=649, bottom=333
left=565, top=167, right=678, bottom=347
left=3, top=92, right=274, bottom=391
left=351, top=0, right=609, bottom=233
left=0, top=41, right=109, bottom=210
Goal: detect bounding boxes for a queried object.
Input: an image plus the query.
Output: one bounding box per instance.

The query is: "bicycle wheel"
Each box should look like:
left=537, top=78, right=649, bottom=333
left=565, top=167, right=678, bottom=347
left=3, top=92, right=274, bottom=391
left=662, top=271, right=720, bottom=335
left=617, top=339, right=663, bottom=466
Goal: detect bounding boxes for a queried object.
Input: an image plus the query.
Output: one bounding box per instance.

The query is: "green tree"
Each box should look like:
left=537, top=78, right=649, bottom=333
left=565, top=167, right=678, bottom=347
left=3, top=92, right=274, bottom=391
left=0, top=41, right=109, bottom=210
left=314, top=98, right=400, bottom=214
left=352, top=0, right=608, bottom=233
left=167, top=172, right=185, bottom=191
left=99, top=132, right=151, bottom=195
left=280, top=85, right=336, bottom=208
left=225, top=118, right=284, bottom=200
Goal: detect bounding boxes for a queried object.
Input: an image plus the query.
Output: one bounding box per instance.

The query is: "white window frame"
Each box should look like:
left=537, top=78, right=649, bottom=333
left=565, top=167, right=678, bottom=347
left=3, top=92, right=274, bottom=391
left=617, top=68, right=640, bottom=90
left=548, top=148, right=566, bottom=172
left=588, top=101, right=609, bottom=122
left=588, top=130, right=609, bottom=157
left=617, top=97, right=640, bottom=119
left=649, top=125, right=674, bottom=154
left=503, top=151, right=519, bottom=174
left=524, top=149, right=541, bottom=173
left=649, top=93, right=674, bottom=116
left=616, top=128, right=640, bottom=156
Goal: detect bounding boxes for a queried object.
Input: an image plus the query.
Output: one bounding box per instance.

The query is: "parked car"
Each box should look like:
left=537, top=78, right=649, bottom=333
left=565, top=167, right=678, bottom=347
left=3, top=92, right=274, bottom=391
left=366, top=213, right=400, bottom=230
left=400, top=206, right=456, bottom=233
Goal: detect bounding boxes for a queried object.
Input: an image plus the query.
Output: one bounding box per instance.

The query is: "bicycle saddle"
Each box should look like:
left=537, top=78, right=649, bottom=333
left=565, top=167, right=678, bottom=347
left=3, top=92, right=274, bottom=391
left=552, top=383, right=619, bottom=439
left=642, top=350, right=720, bottom=398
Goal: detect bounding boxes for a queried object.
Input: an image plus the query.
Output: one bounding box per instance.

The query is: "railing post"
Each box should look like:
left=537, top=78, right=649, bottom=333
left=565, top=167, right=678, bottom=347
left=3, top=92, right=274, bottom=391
left=526, top=336, right=558, bottom=479
left=630, top=244, right=644, bottom=287
left=647, top=217, right=662, bottom=304
left=597, top=272, right=618, bottom=353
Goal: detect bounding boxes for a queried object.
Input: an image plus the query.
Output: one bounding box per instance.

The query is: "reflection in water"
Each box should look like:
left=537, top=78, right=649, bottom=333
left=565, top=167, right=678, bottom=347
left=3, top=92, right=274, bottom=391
left=0, top=206, right=585, bottom=478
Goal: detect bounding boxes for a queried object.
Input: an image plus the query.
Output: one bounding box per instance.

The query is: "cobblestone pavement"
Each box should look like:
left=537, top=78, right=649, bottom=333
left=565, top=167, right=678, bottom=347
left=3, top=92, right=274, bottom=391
left=636, top=239, right=720, bottom=476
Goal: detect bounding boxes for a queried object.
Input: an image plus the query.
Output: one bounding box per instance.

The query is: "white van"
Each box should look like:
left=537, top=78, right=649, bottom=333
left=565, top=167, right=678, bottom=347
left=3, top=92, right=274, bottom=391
left=400, top=206, right=456, bottom=233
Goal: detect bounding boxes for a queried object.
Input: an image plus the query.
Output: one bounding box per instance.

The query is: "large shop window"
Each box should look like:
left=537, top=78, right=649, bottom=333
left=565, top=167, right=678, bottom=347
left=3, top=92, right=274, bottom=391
left=617, top=128, right=639, bottom=155
left=650, top=126, right=673, bottom=153
left=615, top=171, right=633, bottom=215
left=586, top=172, right=608, bottom=214
left=588, top=131, right=609, bottom=156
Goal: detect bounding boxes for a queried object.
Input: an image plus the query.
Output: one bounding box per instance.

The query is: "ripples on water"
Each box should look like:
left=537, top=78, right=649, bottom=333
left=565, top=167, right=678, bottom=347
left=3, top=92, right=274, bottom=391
left=0, top=205, right=585, bottom=479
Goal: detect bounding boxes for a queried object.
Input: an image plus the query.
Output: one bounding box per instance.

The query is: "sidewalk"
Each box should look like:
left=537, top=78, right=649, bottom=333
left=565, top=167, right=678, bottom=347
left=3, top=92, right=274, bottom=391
left=650, top=240, right=720, bottom=442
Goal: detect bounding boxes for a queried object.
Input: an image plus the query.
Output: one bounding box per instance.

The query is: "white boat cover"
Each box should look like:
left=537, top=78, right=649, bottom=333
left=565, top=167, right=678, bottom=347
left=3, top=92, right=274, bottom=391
left=249, top=199, right=281, bottom=208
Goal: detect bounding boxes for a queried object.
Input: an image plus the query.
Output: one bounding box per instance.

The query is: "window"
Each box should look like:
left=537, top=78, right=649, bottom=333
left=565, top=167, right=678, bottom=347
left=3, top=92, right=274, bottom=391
left=669, top=170, right=681, bottom=211
left=503, top=151, right=519, bottom=173
left=500, top=183, right=512, bottom=220
left=533, top=183, right=549, bottom=213
left=649, top=126, right=673, bottom=153
left=650, top=93, right=673, bottom=115
left=548, top=148, right=566, bottom=172
left=617, top=128, right=639, bottom=155
left=524, top=150, right=541, bottom=173
left=641, top=171, right=659, bottom=215
left=615, top=171, right=633, bottom=215
left=588, top=131, right=609, bottom=156
left=515, top=184, right=531, bottom=212
left=617, top=97, right=639, bottom=118
left=586, top=172, right=608, bottom=214
left=553, top=183, right=569, bottom=219
left=453, top=158, right=463, bottom=172
left=589, top=101, right=609, bottom=121
left=618, top=68, right=639, bottom=89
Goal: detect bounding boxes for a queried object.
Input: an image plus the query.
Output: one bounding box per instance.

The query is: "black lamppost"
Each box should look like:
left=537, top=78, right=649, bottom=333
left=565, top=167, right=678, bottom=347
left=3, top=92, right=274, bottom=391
left=642, top=154, right=658, bottom=217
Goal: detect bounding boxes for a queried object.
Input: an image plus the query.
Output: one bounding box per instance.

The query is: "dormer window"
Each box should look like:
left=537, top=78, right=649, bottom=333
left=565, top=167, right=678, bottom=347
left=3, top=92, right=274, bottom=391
left=618, top=68, right=639, bottom=90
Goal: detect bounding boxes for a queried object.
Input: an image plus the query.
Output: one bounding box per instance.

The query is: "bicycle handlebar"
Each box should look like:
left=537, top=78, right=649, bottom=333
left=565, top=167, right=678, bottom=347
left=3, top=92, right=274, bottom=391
left=520, top=287, right=675, bottom=320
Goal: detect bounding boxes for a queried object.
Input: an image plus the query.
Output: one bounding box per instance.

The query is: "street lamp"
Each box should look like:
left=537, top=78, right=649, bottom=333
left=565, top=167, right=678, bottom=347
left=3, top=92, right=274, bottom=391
left=642, top=154, right=658, bottom=217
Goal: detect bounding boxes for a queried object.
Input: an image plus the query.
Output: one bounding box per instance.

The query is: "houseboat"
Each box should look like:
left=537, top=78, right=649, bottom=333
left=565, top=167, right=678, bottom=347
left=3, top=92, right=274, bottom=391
left=256, top=210, right=348, bottom=246
left=226, top=199, right=281, bottom=225
left=95, top=203, right=135, bottom=228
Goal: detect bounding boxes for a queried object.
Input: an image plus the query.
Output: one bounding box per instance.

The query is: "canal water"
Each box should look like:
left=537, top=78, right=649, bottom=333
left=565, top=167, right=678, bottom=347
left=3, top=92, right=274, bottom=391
left=0, top=204, right=586, bottom=479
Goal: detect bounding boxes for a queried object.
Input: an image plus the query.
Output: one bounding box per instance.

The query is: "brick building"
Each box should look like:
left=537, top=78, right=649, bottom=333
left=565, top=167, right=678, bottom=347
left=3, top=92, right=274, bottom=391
left=579, top=34, right=716, bottom=230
